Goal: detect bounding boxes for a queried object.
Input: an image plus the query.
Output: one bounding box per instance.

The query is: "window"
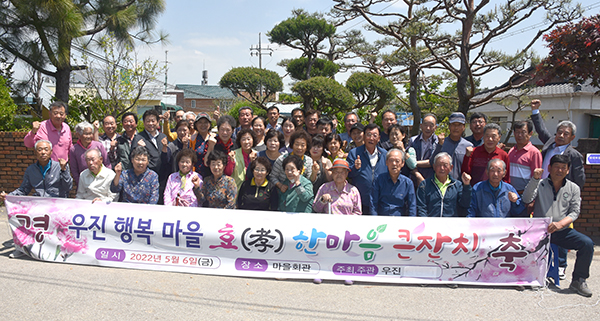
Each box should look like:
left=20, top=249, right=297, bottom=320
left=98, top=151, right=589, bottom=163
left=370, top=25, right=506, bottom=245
left=191, top=100, right=196, bottom=108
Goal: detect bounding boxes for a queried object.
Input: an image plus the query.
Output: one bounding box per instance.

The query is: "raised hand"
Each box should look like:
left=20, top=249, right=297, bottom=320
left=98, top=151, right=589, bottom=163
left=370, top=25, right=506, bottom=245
left=114, top=162, right=123, bottom=175
left=354, top=155, right=361, bottom=169
left=461, top=172, right=471, bottom=185
left=137, top=139, right=146, bottom=147
left=465, top=146, right=474, bottom=157
left=213, top=106, right=221, bottom=120
left=93, top=120, right=100, bottom=132
left=110, top=139, right=118, bottom=150
left=58, top=158, right=68, bottom=171
left=191, top=175, right=201, bottom=188
left=530, top=99, right=541, bottom=110
left=181, top=134, right=190, bottom=147
left=508, top=192, right=519, bottom=203
left=228, top=150, right=235, bottom=163
left=161, top=137, right=169, bottom=152
left=312, top=161, right=320, bottom=174
left=438, top=132, right=445, bottom=145
left=31, top=121, right=41, bottom=134
left=249, top=150, right=257, bottom=161
left=162, top=111, right=170, bottom=121
left=0, top=191, right=7, bottom=203
left=533, top=168, right=543, bottom=180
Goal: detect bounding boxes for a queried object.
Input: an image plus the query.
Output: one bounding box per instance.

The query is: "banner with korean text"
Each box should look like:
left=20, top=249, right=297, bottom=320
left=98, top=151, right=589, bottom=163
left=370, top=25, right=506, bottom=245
left=5, top=196, right=551, bottom=286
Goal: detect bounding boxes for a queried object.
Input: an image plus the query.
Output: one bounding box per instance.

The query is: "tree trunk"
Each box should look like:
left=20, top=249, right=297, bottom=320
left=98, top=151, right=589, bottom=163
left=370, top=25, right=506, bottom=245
left=54, top=67, right=71, bottom=104
left=456, top=0, right=475, bottom=116
left=409, top=35, right=420, bottom=136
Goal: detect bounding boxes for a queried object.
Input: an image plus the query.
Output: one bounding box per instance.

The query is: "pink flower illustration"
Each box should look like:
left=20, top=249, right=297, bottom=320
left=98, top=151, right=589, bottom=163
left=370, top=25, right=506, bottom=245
left=13, top=226, right=35, bottom=248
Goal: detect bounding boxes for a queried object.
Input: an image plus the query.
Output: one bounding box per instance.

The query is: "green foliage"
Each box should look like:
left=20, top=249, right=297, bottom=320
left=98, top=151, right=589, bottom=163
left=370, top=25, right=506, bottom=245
left=268, top=9, right=336, bottom=80
left=219, top=67, right=283, bottom=109
left=278, top=92, right=303, bottom=103
left=0, top=0, right=166, bottom=103
left=226, top=101, right=267, bottom=124
left=287, top=57, right=340, bottom=81
left=0, top=76, right=25, bottom=131
left=292, top=77, right=356, bottom=116
left=345, top=72, right=397, bottom=112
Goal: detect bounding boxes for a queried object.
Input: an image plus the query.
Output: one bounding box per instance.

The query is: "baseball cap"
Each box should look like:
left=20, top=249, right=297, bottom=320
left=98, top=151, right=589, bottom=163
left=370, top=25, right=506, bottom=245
left=448, top=112, right=466, bottom=124
left=329, top=158, right=350, bottom=171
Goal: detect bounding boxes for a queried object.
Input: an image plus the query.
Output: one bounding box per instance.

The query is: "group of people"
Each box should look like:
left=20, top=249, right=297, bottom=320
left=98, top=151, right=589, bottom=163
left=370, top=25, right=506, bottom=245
left=0, top=99, right=594, bottom=297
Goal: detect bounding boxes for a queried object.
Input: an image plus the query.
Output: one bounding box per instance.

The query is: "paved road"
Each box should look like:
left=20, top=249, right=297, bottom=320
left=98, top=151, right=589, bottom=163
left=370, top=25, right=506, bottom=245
left=1, top=207, right=599, bottom=321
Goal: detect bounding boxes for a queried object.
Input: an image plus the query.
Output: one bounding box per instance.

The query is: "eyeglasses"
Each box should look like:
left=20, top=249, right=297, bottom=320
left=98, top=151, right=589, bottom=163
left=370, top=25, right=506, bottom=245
left=254, top=168, right=267, bottom=173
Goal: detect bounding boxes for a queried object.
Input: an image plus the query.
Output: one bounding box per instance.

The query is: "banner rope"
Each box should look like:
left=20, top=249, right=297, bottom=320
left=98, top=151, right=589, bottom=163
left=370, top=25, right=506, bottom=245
left=533, top=282, right=600, bottom=309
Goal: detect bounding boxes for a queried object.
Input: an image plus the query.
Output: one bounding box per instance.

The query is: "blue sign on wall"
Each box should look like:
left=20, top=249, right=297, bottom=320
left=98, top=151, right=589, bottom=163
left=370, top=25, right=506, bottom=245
left=586, top=154, right=600, bottom=165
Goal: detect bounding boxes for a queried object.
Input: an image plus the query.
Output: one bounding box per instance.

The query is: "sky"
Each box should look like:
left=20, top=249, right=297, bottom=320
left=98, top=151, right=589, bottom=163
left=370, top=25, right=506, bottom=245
left=13, top=0, right=600, bottom=98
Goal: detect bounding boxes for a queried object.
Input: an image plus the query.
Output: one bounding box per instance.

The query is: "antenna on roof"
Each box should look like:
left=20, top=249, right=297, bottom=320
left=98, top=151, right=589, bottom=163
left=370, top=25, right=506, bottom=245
left=202, top=59, right=208, bottom=86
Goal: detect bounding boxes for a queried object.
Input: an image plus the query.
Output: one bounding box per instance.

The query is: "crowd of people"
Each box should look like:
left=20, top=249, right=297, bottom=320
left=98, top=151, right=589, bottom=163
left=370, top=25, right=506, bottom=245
left=0, top=99, right=594, bottom=297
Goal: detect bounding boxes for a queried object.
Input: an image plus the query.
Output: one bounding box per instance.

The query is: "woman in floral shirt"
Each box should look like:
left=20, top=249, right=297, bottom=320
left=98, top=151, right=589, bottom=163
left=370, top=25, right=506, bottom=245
left=111, top=146, right=159, bottom=204
left=193, top=149, right=237, bottom=209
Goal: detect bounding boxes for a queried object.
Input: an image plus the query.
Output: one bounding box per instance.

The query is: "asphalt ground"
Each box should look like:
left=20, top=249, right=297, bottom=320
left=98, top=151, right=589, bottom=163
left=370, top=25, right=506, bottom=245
left=1, top=207, right=599, bottom=321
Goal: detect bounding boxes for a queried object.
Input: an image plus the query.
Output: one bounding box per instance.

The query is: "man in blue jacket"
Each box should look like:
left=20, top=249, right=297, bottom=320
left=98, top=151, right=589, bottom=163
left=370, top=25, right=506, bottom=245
left=467, top=159, right=525, bottom=218
left=370, top=149, right=416, bottom=216
left=347, top=123, right=388, bottom=215
left=417, top=152, right=472, bottom=217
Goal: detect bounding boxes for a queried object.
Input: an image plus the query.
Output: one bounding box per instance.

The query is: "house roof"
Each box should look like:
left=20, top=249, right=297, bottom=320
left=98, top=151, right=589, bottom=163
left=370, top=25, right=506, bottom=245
left=175, top=84, right=236, bottom=100
left=473, top=82, right=599, bottom=101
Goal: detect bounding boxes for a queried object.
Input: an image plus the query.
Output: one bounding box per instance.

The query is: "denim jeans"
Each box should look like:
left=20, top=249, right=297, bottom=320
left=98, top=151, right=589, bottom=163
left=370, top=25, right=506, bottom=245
left=558, top=246, right=568, bottom=268
left=551, top=228, right=595, bottom=280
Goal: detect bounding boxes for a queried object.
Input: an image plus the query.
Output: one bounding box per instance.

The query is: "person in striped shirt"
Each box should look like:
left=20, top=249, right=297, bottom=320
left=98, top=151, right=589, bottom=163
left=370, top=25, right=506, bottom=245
left=507, top=119, right=542, bottom=192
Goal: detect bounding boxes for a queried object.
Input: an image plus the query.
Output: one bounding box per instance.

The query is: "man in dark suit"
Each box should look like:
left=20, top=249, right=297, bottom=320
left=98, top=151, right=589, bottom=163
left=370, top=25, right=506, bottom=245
left=132, top=109, right=171, bottom=204
left=530, top=99, right=585, bottom=189
left=530, top=99, right=586, bottom=280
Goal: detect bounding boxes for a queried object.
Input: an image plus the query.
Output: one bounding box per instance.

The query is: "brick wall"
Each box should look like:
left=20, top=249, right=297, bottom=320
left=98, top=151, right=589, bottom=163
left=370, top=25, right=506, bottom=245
left=0, top=132, right=34, bottom=192
left=0, top=131, right=77, bottom=197
left=578, top=164, right=600, bottom=238
left=1, top=131, right=599, bottom=237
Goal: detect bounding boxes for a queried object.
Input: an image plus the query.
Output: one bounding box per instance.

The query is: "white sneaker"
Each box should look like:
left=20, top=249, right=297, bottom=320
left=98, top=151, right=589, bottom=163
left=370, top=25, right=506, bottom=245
left=558, top=267, right=566, bottom=280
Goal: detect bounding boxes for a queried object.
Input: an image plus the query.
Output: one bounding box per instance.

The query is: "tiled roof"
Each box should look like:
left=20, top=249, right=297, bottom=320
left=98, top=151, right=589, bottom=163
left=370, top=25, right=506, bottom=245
left=474, top=82, right=598, bottom=101
left=175, top=84, right=236, bottom=100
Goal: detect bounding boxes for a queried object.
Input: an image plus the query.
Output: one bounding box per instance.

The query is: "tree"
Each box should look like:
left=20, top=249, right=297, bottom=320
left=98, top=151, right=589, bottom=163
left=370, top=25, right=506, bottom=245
left=287, top=57, right=339, bottom=81
left=0, top=75, right=21, bottom=131
left=219, top=67, right=283, bottom=110
left=268, top=9, right=336, bottom=80
left=0, top=0, right=165, bottom=104
left=345, top=72, right=397, bottom=112
left=333, top=0, right=581, bottom=116
left=69, top=33, right=165, bottom=123
left=291, top=76, right=355, bottom=115
left=537, top=14, right=600, bottom=88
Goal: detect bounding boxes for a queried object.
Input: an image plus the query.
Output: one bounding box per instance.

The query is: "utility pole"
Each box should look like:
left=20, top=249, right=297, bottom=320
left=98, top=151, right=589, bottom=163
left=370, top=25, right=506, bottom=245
left=164, top=50, right=168, bottom=94
left=250, top=33, right=273, bottom=98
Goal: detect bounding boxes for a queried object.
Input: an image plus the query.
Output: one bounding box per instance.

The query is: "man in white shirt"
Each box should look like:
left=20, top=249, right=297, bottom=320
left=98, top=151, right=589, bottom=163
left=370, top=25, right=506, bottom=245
left=76, top=148, right=118, bottom=202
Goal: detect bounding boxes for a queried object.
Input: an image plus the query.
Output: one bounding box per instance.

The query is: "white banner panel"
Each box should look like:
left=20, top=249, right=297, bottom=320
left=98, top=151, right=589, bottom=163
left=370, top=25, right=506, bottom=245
left=5, top=196, right=551, bottom=286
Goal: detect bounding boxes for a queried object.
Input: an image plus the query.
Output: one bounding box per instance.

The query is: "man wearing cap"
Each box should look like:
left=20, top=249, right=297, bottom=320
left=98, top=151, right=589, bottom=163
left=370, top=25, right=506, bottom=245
left=370, top=149, right=417, bottom=216
left=313, top=159, right=362, bottom=215
left=347, top=123, right=388, bottom=215
left=430, top=112, right=473, bottom=181
left=346, top=123, right=364, bottom=152
left=409, top=113, right=439, bottom=180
